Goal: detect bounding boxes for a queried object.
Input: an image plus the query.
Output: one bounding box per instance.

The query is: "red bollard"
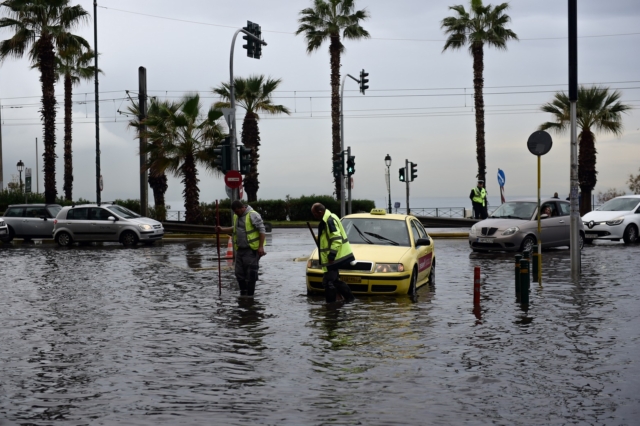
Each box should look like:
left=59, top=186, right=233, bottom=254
left=474, top=266, right=481, bottom=305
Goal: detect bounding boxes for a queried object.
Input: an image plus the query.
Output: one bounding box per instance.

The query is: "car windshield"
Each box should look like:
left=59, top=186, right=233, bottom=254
left=342, top=218, right=410, bottom=247
left=107, top=205, right=141, bottom=219
left=47, top=205, right=62, bottom=217
left=490, top=202, right=537, bottom=220
left=598, top=197, right=640, bottom=212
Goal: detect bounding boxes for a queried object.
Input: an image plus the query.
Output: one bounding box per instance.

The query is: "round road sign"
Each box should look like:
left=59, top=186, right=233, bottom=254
left=527, top=130, right=553, bottom=156
left=224, top=170, right=242, bottom=189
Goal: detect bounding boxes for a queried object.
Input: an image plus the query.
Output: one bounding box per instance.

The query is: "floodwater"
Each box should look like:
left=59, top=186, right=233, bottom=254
left=1, top=229, right=639, bottom=425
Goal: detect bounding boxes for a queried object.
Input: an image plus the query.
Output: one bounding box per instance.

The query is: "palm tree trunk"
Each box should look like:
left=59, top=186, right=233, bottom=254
left=330, top=35, right=342, bottom=200
left=148, top=174, right=168, bottom=221
left=63, top=74, right=73, bottom=201
left=38, top=35, right=58, bottom=204
left=578, top=130, right=597, bottom=214
left=182, top=152, right=201, bottom=224
left=242, top=112, right=260, bottom=202
left=472, top=42, right=486, bottom=183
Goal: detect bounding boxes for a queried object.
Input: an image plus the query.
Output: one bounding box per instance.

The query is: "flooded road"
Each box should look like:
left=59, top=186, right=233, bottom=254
left=1, top=229, right=639, bottom=425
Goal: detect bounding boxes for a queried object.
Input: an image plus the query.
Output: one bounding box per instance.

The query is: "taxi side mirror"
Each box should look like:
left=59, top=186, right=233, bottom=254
left=415, top=238, right=431, bottom=247
left=108, top=216, right=117, bottom=221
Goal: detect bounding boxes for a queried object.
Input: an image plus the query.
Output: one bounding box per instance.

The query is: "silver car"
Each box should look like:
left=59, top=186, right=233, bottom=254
left=0, top=217, right=8, bottom=242
left=1, top=204, right=63, bottom=242
left=53, top=204, right=164, bottom=247
left=582, top=195, right=640, bottom=244
left=469, top=198, right=585, bottom=252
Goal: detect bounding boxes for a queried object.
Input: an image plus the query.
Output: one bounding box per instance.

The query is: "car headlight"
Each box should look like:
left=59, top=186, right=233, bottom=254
left=502, top=226, right=520, bottom=236
left=138, top=224, right=153, bottom=231
left=306, top=259, right=320, bottom=269
left=605, top=217, right=624, bottom=226
left=374, top=263, right=405, bottom=273
left=470, top=225, right=477, bottom=235
left=0, top=220, right=4, bottom=226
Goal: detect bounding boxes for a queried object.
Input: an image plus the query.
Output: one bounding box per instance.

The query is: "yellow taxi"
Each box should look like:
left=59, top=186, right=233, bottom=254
left=306, top=209, right=435, bottom=296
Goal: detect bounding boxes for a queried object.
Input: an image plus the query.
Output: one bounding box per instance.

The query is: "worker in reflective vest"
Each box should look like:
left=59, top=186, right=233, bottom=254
left=469, top=179, right=488, bottom=219
left=217, top=200, right=266, bottom=297
left=311, top=203, right=355, bottom=303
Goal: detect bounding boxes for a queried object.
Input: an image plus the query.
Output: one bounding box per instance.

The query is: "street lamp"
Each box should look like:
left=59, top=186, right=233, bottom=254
left=385, top=154, right=392, bottom=213
left=16, top=160, right=24, bottom=194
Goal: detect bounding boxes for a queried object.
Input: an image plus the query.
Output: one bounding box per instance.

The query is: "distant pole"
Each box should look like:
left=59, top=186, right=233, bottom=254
left=138, top=67, right=148, bottom=216
left=229, top=30, right=241, bottom=204
left=405, top=158, right=410, bottom=215
left=35, top=137, right=39, bottom=193
left=94, top=0, right=101, bottom=204
left=568, top=0, right=580, bottom=278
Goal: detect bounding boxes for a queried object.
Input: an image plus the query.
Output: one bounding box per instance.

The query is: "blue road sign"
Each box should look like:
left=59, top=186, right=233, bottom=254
left=497, top=169, right=506, bottom=187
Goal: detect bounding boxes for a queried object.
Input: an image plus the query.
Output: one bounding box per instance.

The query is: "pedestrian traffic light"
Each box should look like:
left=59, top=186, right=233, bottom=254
left=410, top=162, right=418, bottom=181
left=213, top=136, right=232, bottom=173
left=253, top=23, right=262, bottom=59
left=399, top=167, right=405, bottom=182
left=359, top=69, right=369, bottom=95
left=239, top=145, right=252, bottom=175
left=333, top=157, right=344, bottom=179
left=242, top=21, right=255, bottom=58
left=346, top=155, right=356, bottom=175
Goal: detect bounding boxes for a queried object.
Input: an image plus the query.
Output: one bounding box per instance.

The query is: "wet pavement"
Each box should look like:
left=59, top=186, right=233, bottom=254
left=1, top=229, right=639, bottom=425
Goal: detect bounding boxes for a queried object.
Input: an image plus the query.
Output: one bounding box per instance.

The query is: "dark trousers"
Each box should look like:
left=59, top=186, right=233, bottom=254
left=235, top=248, right=260, bottom=296
left=472, top=202, right=488, bottom=219
left=322, top=269, right=354, bottom=303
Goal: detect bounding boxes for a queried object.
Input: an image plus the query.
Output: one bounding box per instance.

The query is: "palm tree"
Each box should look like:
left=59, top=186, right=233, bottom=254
left=0, top=0, right=89, bottom=204
left=142, top=94, right=225, bottom=224
left=126, top=99, right=171, bottom=221
left=213, top=75, right=290, bottom=202
left=539, top=86, right=631, bottom=214
left=55, top=46, right=101, bottom=200
left=296, top=0, right=370, bottom=200
left=441, top=0, right=517, bottom=183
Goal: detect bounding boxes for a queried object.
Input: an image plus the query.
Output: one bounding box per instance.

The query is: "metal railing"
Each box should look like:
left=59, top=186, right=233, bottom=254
left=394, top=206, right=499, bottom=218
left=166, top=210, right=186, bottom=221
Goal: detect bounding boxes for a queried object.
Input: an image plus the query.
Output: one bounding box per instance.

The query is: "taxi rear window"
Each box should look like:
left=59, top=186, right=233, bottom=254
left=342, top=218, right=410, bottom=247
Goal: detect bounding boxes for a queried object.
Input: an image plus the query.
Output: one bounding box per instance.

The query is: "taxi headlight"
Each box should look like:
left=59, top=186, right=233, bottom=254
left=375, top=263, right=405, bottom=273
left=307, top=259, right=320, bottom=269
left=502, top=226, right=519, bottom=236
left=470, top=225, right=477, bottom=235
left=138, top=224, right=153, bottom=231
left=605, top=217, right=624, bottom=226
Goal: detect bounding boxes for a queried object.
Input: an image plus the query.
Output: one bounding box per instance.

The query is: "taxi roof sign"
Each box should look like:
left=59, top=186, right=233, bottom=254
left=370, top=208, right=387, bottom=215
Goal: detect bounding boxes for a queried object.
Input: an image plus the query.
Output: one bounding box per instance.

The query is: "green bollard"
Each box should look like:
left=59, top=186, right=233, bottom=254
left=515, top=254, right=522, bottom=299
left=520, top=258, right=530, bottom=305
left=531, top=245, right=539, bottom=278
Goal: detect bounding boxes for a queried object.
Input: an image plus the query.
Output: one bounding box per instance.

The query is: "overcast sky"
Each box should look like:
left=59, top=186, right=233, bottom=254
left=1, top=0, right=639, bottom=210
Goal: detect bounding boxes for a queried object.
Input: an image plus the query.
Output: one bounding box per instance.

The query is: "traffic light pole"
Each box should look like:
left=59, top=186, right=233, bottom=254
left=229, top=27, right=267, bottom=203
left=405, top=159, right=410, bottom=215
left=340, top=73, right=361, bottom=217
left=347, top=147, right=352, bottom=214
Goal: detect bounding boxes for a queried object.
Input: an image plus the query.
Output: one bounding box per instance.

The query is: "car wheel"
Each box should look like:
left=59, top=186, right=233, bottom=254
left=622, top=224, right=638, bottom=244
left=120, top=231, right=139, bottom=247
left=520, top=235, right=537, bottom=253
left=407, top=266, right=418, bottom=296
left=428, top=259, right=436, bottom=285
left=578, top=232, right=584, bottom=250
left=584, top=238, right=594, bottom=245
left=55, top=232, right=73, bottom=247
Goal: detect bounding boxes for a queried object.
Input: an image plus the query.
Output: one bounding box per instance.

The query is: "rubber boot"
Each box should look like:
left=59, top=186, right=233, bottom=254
left=325, top=287, right=337, bottom=304
left=238, top=280, right=248, bottom=296
left=335, top=280, right=355, bottom=302
left=246, top=280, right=256, bottom=297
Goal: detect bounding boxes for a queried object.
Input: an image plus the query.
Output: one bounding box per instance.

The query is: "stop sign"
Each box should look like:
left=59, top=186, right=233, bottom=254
left=224, top=170, right=242, bottom=189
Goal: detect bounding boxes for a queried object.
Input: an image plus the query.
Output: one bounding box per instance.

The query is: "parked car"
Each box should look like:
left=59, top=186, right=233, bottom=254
left=0, top=217, right=8, bottom=242
left=1, top=204, right=63, bottom=242
left=53, top=204, right=164, bottom=247
left=582, top=195, right=640, bottom=244
left=306, top=208, right=435, bottom=296
left=469, top=198, right=585, bottom=252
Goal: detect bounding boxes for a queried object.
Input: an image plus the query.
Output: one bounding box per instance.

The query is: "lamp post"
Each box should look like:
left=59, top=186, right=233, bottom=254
left=385, top=154, right=392, bottom=213
left=17, top=160, right=24, bottom=195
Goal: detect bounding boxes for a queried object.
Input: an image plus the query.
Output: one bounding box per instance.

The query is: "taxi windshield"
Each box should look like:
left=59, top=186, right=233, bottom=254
left=342, top=218, right=410, bottom=247
left=107, top=205, right=141, bottom=219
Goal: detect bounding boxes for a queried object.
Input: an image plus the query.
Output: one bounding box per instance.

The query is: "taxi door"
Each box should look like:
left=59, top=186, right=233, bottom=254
left=88, top=207, right=118, bottom=241
left=410, top=219, right=433, bottom=283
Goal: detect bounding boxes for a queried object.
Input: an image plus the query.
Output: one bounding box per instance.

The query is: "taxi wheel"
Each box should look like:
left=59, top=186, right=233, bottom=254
left=623, top=224, right=638, bottom=244
left=428, top=259, right=436, bottom=285
left=121, top=231, right=139, bottom=247
left=407, top=266, right=418, bottom=296
left=55, top=231, right=73, bottom=247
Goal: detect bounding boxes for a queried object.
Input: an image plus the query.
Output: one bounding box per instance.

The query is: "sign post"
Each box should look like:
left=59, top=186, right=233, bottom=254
left=25, top=168, right=31, bottom=203
left=497, top=169, right=506, bottom=204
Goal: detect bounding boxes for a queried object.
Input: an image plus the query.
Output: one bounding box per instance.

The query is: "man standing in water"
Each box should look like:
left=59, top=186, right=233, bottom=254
left=470, top=179, right=488, bottom=219
left=311, top=203, right=355, bottom=303
left=216, top=200, right=266, bottom=297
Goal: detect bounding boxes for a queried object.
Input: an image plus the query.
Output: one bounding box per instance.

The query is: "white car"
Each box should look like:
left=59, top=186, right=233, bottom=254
left=0, top=217, right=8, bottom=242
left=582, top=195, right=640, bottom=244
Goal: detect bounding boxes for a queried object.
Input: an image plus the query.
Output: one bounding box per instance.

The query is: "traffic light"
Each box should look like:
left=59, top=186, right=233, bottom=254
left=359, top=69, right=369, bottom=95
left=333, top=157, right=344, bottom=179
left=213, top=136, right=232, bottom=173
left=399, top=167, right=405, bottom=182
left=253, top=23, right=262, bottom=59
left=410, top=162, right=418, bottom=181
left=346, top=155, right=356, bottom=175
left=242, top=21, right=255, bottom=58
left=239, top=145, right=252, bottom=175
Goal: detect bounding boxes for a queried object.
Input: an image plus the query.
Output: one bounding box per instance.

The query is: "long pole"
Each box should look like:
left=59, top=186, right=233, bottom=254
left=347, top=146, right=352, bottom=214
left=537, top=155, right=542, bottom=284
left=94, top=0, right=101, bottom=204
left=405, top=159, right=410, bottom=215
left=229, top=29, right=241, bottom=204
left=138, top=67, right=148, bottom=217
left=568, top=0, right=580, bottom=278
left=340, top=75, right=346, bottom=218
left=35, top=138, right=38, bottom=194
left=216, top=200, right=222, bottom=296
left=386, top=165, right=391, bottom=213
left=0, top=103, right=3, bottom=191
